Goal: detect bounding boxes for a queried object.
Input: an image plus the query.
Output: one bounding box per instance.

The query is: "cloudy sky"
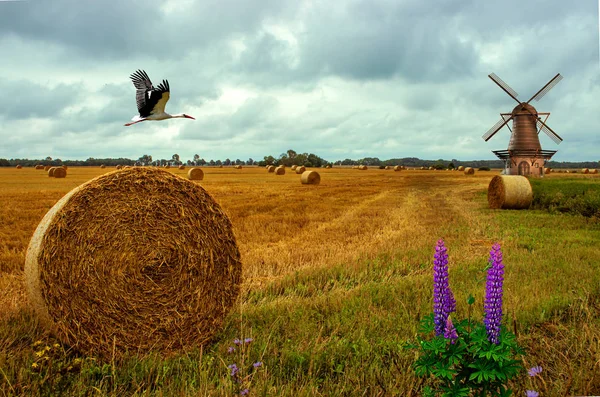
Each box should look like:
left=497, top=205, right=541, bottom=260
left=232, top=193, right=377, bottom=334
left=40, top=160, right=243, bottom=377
left=0, top=0, right=598, bottom=163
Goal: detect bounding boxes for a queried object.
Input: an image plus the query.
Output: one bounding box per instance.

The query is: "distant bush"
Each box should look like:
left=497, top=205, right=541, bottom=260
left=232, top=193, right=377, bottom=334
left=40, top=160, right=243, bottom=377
left=478, top=166, right=491, bottom=171
left=530, top=178, right=600, bottom=218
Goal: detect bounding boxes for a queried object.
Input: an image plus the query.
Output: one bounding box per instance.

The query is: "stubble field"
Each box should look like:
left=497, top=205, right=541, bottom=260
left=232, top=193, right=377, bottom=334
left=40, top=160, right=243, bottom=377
left=0, top=166, right=599, bottom=396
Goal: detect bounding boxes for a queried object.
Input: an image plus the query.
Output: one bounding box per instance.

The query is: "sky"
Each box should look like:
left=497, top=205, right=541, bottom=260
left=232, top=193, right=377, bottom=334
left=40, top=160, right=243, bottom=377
left=0, top=0, right=598, bottom=163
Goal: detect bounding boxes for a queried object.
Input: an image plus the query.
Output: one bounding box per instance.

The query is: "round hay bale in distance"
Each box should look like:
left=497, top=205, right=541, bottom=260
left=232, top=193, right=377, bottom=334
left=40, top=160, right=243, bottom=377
left=295, top=166, right=306, bottom=174
left=487, top=175, right=532, bottom=210
left=275, top=166, right=285, bottom=175
left=301, top=170, right=320, bottom=185
left=291, top=165, right=297, bottom=171
left=464, top=167, right=475, bottom=175
left=100, top=164, right=106, bottom=169
left=53, top=167, right=67, bottom=178
left=48, top=167, right=57, bottom=177
left=358, top=165, right=368, bottom=170
left=35, top=164, right=44, bottom=170
left=590, top=169, right=598, bottom=174
left=24, top=168, right=241, bottom=360
left=457, top=166, right=465, bottom=171
left=267, top=165, right=276, bottom=173
left=394, top=166, right=401, bottom=171
left=179, top=165, right=185, bottom=170
left=16, top=165, right=22, bottom=169
left=116, top=165, right=122, bottom=170
left=187, top=167, right=204, bottom=181
left=581, top=168, right=590, bottom=174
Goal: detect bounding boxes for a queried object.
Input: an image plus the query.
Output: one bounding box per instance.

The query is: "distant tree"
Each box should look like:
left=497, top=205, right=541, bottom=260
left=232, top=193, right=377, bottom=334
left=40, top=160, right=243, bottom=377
left=209, top=159, right=216, bottom=166
left=247, top=158, right=254, bottom=165
left=172, top=154, right=180, bottom=165
left=193, top=154, right=200, bottom=165
left=224, top=158, right=231, bottom=166
left=448, top=162, right=456, bottom=169
left=287, top=149, right=297, bottom=159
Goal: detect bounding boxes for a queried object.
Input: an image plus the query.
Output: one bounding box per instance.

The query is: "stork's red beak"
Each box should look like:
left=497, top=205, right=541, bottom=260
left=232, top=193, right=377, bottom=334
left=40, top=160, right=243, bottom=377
left=185, top=114, right=195, bottom=120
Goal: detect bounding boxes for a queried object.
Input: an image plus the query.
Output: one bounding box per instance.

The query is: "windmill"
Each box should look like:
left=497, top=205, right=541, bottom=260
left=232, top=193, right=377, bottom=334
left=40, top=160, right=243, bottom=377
left=483, top=73, right=563, bottom=177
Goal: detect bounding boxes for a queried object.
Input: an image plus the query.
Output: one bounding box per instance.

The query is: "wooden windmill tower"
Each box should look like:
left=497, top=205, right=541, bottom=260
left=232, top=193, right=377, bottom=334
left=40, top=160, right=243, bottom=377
left=483, top=73, right=563, bottom=177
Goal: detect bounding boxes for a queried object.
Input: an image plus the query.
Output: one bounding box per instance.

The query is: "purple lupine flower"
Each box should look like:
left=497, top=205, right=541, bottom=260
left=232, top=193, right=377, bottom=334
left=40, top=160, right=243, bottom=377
left=433, top=239, right=456, bottom=336
left=484, top=243, right=505, bottom=344
left=526, top=391, right=539, bottom=397
left=240, top=389, right=249, bottom=396
left=443, top=316, right=458, bottom=344
left=233, top=339, right=242, bottom=346
left=244, top=338, right=253, bottom=344
left=528, top=366, right=543, bottom=377
left=228, top=363, right=239, bottom=377
left=253, top=361, right=262, bottom=368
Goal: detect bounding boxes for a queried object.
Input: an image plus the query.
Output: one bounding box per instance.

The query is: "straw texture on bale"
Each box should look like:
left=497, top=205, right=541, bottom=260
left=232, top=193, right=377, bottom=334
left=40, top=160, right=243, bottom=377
left=179, top=165, right=185, bottom=170
left=53, top=167, right=66, bottom=178
left=464, top=167, right=475, bottom=175
left=295, top=166, right=306, bottom=174
left=24, top=168, right=241, bottom=360
left=275, top=166, right=285, bottom=175
left=581, top=168, right=589, bottom=174
left=487, top=175, right=533, bottom=210
left=267, top=165, right=276, bottom=173
left=187, top=167, right=204, bottom=181
left=48, top=167, right=57, bottom=177
left=301, top=170, right=320, bottom=185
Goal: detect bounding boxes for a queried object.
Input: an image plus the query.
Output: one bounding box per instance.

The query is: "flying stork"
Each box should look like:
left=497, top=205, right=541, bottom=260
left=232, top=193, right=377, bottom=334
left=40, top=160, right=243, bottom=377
left=124, top=69, right=195, bottom=126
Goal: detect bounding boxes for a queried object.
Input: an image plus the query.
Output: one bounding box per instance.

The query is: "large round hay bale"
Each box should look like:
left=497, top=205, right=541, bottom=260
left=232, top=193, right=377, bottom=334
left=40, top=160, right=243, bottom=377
left=275, top=166, right=285, bottom=175
left=487, top=175, right=532, bottom=210
left=24, top=168, right=241, bottom=360
left=590, top=169, right=598, bottom=174
left=53, top=167, right=67, bottom=178
left=301, top=170, right=320, bottom=185
left=48, top=167, right=57, bottom=177
left=394, top=166, right=401, bottom=171
left=291, top=165, right=297, bottom=171
left=457, top=166, right=465, bottom=171
left=16, top=165, right=22, bottom=169
left=179, top=165, right=185, bottom=170
left=464, top=167, right=475, bottom=175
left=267, top=165, right=276, bottom=173
left=187, top=167, right=204, bottom=180
left=295, top=166, right=306, bottom=174
left=581, top=168, right=590, bottom=174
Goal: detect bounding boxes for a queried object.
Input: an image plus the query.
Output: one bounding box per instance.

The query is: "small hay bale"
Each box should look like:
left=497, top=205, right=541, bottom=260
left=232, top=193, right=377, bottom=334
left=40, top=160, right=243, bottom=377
left=590, top=169, right=598, bottom=174
left=179, top=165, right=185, bottom=170
left=275, top=166, right=285, bottom=175
left=544, top=168, right=551, bottom=174
left=326, top=165, right=331, bottom=169
left=116, top=165, right=122, bottom=170
left=267, top=165, right=276, bottom=173
left=464, top=167, right=475, bottom=175
left=291, top=165, right=297, bottom=171
left=358, top=165, right=368, bottom=170
left=295, top=166, right=306, bottom=174
left=16, top=165, right=22, bottom=169
left=385, top=166, right=391, bottom=170
left=53, top=167, right=67, bottom=178
left=235, top=165, right=242, bottom=169
left=187, top=168, right=204, bottom=181
left=301, top=170, right=320, bottom=185
left=48, top=167, right=57, bottom=177
left=581, top=168, right=589, bottom=174
left=219, top=165, right=223, bottom=168
left=487, top=175, right=532, bottom=210
left=24, top=168, right=241, bottom=360
left=394, top=166, right=401, bottom=171
left=165, top=164, right=170, bottom=169
left=100, top=165, right=106, bottom=169
left=457, top=166, right=465, bottom=171
left=35, top=164, right=44, bottom=170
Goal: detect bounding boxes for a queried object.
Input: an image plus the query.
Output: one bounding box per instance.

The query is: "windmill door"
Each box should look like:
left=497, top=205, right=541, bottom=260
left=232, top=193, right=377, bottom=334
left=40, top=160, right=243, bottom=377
left=518, top=161, right=530, bottom=176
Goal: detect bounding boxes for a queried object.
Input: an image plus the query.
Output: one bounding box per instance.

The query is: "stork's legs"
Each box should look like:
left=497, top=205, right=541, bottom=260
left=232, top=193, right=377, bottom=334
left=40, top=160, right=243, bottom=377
left=124, top=119, right=147, bottom=126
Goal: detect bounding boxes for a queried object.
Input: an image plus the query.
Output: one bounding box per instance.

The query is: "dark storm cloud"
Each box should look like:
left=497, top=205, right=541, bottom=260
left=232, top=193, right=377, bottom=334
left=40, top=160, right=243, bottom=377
left=0, top=78, right=83, bottom=120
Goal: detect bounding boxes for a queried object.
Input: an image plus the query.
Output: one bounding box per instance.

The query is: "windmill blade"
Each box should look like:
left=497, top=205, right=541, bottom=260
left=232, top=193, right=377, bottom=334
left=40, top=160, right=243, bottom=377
left=489, top=73, right=520, bottom=104
left=536, top=119, right=563, bottom=144
left=483, top=116, right=513, bottom=141
left=527, top=73, right=563, bottom=103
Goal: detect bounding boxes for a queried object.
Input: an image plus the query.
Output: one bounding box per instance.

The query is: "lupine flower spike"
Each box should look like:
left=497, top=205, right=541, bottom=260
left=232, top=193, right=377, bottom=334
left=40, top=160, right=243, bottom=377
left=443, top=316, right=458, bottom=343
left=433, top=239, right=456, bottom=336
left=484, top=243, right=505, bottom=344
